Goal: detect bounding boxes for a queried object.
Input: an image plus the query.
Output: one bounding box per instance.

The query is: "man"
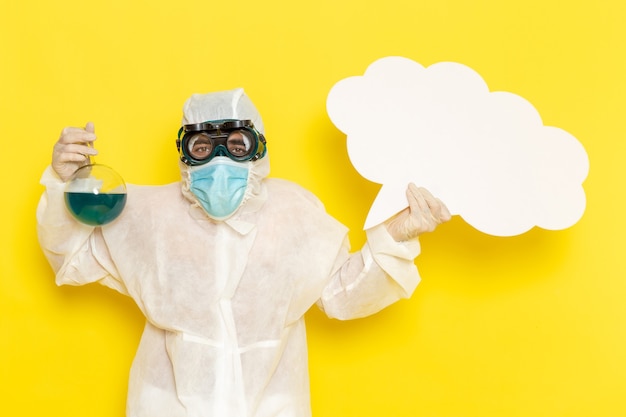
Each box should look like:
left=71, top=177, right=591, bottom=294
left=37, top=88, right=450, bottom=417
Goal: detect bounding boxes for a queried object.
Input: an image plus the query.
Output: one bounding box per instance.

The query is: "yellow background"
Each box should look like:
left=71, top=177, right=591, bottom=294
left=1, top=0, right=624, bottom=415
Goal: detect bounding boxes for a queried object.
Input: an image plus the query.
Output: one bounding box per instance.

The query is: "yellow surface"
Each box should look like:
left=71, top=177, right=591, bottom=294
left=1, top=0, right=624, bottom=416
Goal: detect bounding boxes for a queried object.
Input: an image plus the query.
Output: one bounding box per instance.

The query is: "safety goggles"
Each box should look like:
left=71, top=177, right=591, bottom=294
left=177, top=119, right=267, bottom=166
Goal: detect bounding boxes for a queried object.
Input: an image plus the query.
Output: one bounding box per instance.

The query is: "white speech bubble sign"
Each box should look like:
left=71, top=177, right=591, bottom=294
left=326, top=56, right=589, bottom=237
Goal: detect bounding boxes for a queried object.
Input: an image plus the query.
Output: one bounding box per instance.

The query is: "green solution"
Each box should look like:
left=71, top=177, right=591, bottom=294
left=64, top=192, right=127, bottom=226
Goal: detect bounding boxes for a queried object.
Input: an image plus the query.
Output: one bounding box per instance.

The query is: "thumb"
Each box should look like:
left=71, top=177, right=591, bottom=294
left=85, top=121, right=95, bottom=134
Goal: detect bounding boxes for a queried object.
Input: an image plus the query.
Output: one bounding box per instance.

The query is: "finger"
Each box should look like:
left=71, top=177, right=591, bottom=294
left=409, top=184, right=451, bottom=223
left=55, top=151, right=92, bottom=164
left=412, top=185, right=440, bottom=209
left=55, top=141, right=98, bottom=155
left=85, top=121, right=95, bottom=134
left=418, top=190, right=452, bottom=222
left=406, top=184, right=431, bottom=215
left=58, top=126, right=97, bottom=145
left=418, top=187, right=445, bottom=220
left=53, top=143, right=98, bottom=163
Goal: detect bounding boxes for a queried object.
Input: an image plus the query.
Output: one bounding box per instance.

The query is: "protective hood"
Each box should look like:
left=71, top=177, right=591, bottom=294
left=179, top=88, right=270, bottom=224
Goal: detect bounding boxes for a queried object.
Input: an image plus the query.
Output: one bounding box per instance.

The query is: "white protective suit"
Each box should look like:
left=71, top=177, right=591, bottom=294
left=37, top=88, right=422, bottom=417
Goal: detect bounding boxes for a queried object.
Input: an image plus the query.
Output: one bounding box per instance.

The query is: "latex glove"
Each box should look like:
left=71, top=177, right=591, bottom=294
left=384, top=184, right=451, bottom=241
left=52, top=122, right=98, bottom=182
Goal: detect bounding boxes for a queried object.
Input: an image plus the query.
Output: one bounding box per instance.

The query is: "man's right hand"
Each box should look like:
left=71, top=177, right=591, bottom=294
left=52, top=122, right=98, bottom=182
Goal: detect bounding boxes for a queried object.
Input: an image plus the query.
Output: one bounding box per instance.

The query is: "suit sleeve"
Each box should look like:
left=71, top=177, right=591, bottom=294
left=316, top=223, right=421, bottom=320
left=36, top=166, right=129, bottom=295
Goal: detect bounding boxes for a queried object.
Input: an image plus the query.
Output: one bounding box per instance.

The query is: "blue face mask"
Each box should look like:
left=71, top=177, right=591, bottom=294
left=189, top=157, right=250, bottom=220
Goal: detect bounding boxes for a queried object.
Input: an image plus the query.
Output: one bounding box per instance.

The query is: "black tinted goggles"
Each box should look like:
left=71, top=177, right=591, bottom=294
left=177, top=119, right=266, bottom=166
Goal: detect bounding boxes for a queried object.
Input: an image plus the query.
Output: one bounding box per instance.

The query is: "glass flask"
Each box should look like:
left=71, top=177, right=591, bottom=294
left=64, top=152, right=127, bottom=226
